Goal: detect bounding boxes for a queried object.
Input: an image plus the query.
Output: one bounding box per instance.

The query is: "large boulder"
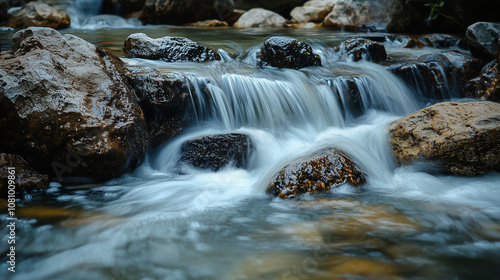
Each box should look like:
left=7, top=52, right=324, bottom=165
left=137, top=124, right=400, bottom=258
left=126, top=66, right=193, bottom=147
left=387, top=0, right=497, bottom=34
left=233, top=8, right=286, bottom=28
left=390, top=53, right=455, bottom=100
left=290, top=0, right=335, bottom=23
left=123, top=33, right=221, bottom=62
left=178, top=133, right=254, bottom=171
left=0, top=27, right=148, bottom=182
left=257, top=36, right=321, bottom=69
left=466, top=22, right=500, bottom=61
left=0, top=153, right=49, bottom=197
left=267, top=148, right=366, bottom=199
left=5, top=2, right=70, bottom=29
left=464, top=61, right=500, bottom=102
left=339, top=38, right=388, bottom=63
left=388, top=101, right=500, bottom=176
left=139, top=0, right=234, bottom=25
left=235, top=0, right=307, bottom=17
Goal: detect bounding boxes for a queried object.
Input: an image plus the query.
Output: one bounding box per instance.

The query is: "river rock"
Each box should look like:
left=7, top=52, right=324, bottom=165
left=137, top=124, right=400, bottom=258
left=325, top=77, right=363, bottom=117
left=466, top=22, right=500, bottom=60
left=322, top=0, right=371, bottom=31
left=441, top=51, right=483, bottom=93
left=5, top=2, right=70, bottom=29
left=257, top=36, right=321, bottom=69
left=390, top=53, right=455, bottom=100
left=178, top=133, right=254, bottom=171
left=188, top=19, right=228, bottom=27
left=225, top=9, right=245, bottom=26
left=235, top=0, right=307, bottom=17
left=464, top=61, right=500, bottom=102
left=267, top=149, right=365, bottom=198
left=0, top=153, right=49, bottom=197
left=339, top=38, right=388, bottom=63
left=387, top=0, right=497, bottom=34
left=388, top=101, right=500, bottom=176
left=290, top=0, right=335, bottom=23
left=123, top=33, right=221, bottom=62
left=233, top=8, right=286, bottom=28
left=139, top=0, right=234, bottom=25
left=0, top=27, right=148, bottom=182
left=126, top=66, right=193, bottom=147
left=267, top=148, right=366, bottom=199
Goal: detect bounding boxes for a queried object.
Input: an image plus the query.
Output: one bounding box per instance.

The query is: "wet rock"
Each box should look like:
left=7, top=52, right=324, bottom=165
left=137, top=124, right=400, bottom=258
left=0, top=27, right=148, bottom=182
left=5, top=2, right=70, bottom=29
left=466, top=22, right=500, bottom=60
left=339, top=38, right=388, bottom=63
left=388, top=101, right=500, bottom=176
left=139, top=0, right=234, bottom=25
left=267, top=148, right=366, bottom=199
left=179, top=133, right=254, bottom=171
left=290, top=0, right=335, bottom=23
left=0, top=0, right=27, bottom=23
left=322, top=0, right=371, bottom=31
left=233, top=8, right=286, bottom=28
left=325, top=77, right=364, bottom=117
left=441, top=51, right=483, bottom=93
left=126, top=66, right=193, bottom=147
left=235, top=0, right=307, bottom=17
left=101, top=0, right=146, bottom=16
left=403, top=37, right=425, bottom=49
left=257, top=36, right=321, bottom=69
left=0, top=153, right=49, bottom=197
left=188, top=19, right=228, bottom=27
left=123, top=33, right=221, bottom=62
left=390, top=53, right=455, bottom=100
left=419, top=34, right=461, bottom=49
left=387, top=0, right=497, bottom=34
left=464, top=61, right=500, bottom=102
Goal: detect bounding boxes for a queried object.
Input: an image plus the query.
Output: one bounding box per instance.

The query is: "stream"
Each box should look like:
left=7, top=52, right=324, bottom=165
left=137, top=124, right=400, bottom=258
left=1, top=14, right=500, bottom=280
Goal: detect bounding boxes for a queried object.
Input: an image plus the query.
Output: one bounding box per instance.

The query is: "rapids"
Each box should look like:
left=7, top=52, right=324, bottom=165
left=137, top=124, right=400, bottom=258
left=0, top=25, right=499, bottom=280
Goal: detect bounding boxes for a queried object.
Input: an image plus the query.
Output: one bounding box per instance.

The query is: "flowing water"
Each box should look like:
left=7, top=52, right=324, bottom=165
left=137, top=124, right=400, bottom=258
left=1, top=11, right=500, bottom=280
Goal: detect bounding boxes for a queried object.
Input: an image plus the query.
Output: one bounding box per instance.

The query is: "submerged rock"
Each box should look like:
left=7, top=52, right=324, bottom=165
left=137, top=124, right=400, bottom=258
left=339, top=38, right=387, bottom=62
left=233, top=8, right=286, bottom=28
left=126, top=66, right=193, bottom=147
left=0, top=153, right=49, bottom=197
left=5, top=2, right=70, bottom=29
left=464, top=61, right=500, bottom=102
left=267, top=148, right=366, bottom=199
left=139, top=0, right=234, bottom=25
left=179, top=133, right=254, bottom=171
left=123, top=33, right=221, bottom=62
left=466, top=22, right=500, bottom=60
left=188, top=19, right=228, bottom=27
left=0, top=27, right=148, bottom=182
left=388, top=101, right=500, bottom=176
left=257, top=36, right=321, bottom=69
left=290, top=0, right=335, bottom=23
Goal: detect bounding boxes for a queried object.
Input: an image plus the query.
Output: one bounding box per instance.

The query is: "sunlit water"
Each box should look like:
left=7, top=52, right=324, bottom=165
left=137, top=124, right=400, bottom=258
left=1, top=24, right=499, bottom=280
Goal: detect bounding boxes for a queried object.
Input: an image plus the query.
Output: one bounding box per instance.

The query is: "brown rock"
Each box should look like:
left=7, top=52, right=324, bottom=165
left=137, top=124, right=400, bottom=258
left=6, top=2, right=70, bottom=29
left=388, top=102, right=500, bottom=176
left=0, top=153, right=49, bottom=197
left=188, top=19, right=228, bottom=27
left=0, top=27, right=148, bottom=182
left=267, top=148, right=366, bottom=199
left=464, top=61, right=500, bottom=102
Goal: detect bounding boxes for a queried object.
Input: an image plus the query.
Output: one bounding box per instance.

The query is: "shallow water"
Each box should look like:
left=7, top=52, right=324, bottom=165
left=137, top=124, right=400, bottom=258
left=1, top=26, right=499, bottom=280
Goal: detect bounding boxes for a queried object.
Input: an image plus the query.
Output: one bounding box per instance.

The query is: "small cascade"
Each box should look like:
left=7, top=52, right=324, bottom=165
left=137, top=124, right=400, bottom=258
left=184, top=62, right=418, bottom=131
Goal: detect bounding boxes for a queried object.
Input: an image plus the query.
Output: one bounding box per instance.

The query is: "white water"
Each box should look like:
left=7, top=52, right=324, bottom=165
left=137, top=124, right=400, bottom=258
left=2, top=31, right=500, bottom=280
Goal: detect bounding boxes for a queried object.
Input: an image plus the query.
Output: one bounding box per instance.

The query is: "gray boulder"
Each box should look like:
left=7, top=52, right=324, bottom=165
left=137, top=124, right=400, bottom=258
left=466, top=22, right=500, bottom=60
